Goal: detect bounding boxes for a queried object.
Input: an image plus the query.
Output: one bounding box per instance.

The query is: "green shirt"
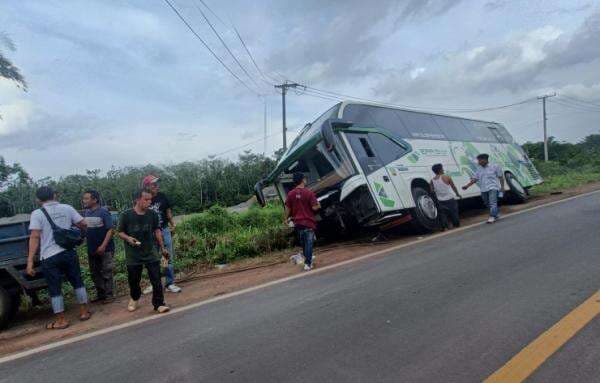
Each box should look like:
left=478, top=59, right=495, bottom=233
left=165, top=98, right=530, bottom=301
left=118, top=208, right=160, bottom=265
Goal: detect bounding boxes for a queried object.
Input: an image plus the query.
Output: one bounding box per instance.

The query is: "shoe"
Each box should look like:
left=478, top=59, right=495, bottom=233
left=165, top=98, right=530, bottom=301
left=166, top=284, right=182, bottom=293
left=303, top=263, right=313, bottom=271
left=155, top=305, right=170, bottom=313
left=143, top=286, right=153, bottom=294
left=486, top=217, right=496, bottom=224
left=128, top=299, right=138, bottom=312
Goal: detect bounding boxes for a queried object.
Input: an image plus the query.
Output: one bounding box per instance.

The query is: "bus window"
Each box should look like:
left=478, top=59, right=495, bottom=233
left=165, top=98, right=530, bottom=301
left=488, top=126, right=506, bottom=143
left=347, top=133, right=383, bottom=175
left=369, top=107, right=410, bottom=138
left=494, top=124, right=514, bottom=143
left=433, top=115, right=473, bottom=141
left=368, top=133, right=410, bottom=165
left=343, top=104, right=376, bottom=127
left=462, top=120, right=498, bottom=142
left=397, top=110, right=446, bottom=140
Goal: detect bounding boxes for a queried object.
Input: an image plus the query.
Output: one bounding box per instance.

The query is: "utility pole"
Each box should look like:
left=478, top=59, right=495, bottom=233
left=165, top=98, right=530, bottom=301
left=263, top=97, right=267, bottom=155
left=274, top=81, right=301, bottom=151
left=537, top=93, right=556, bottom=162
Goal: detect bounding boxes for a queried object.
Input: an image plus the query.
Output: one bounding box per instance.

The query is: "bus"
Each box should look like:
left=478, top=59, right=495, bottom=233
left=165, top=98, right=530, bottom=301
left=255, top=101, right=543, bottom=233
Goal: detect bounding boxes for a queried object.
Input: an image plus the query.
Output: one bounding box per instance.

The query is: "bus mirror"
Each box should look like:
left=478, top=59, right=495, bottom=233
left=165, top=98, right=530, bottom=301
left=321, top=119, right=353, bottom=152
left=254, top=180, right=266, bottom=207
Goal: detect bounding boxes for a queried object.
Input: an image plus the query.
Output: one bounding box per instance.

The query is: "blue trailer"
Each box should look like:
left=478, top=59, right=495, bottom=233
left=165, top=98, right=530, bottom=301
left=0, top=215, right=47, bottom=329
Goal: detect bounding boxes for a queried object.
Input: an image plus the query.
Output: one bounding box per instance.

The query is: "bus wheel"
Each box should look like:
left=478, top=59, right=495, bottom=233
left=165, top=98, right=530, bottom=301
left=505, top=172, right=527, bottom=203
left=410, top=187, right=439, bottom=233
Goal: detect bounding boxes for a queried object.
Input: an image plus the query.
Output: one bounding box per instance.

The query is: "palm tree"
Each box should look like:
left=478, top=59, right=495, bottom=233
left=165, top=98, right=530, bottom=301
left=0, top=32, right=27, bottom=90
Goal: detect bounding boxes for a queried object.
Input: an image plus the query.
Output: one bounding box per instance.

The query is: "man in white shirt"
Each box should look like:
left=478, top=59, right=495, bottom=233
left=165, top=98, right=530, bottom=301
left=462, top=153, right=505, bottom=224
left=26, top=186, right=92, bottom=329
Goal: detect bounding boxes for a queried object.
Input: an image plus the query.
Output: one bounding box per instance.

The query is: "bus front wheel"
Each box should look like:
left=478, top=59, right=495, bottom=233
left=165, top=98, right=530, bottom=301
left=410, top=187, right=439, bottom=233
left=505, top=172, right=527, bottom=203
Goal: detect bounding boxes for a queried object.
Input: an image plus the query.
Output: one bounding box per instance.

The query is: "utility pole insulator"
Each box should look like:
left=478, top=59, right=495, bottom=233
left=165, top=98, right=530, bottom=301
left=275, top=81, right=302, bottom=152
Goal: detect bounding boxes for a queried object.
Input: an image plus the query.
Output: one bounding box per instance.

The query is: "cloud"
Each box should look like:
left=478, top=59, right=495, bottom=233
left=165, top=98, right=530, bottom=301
left=266, top=0, right=461, bottom=84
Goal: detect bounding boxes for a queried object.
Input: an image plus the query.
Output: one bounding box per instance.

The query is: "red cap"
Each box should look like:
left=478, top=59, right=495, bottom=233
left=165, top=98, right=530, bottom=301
left=142, top=175, right=160, bottom=187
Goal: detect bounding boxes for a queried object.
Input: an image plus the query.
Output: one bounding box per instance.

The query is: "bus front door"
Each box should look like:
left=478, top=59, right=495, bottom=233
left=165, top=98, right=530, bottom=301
left=345, top=133, right=402, bottom=213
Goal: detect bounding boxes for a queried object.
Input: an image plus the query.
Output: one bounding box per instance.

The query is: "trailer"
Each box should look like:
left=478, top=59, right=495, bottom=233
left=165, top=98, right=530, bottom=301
left=0, top=215, right=47, bottom=329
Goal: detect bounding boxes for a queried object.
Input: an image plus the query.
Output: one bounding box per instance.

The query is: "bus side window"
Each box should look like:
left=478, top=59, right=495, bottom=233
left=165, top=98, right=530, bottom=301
left=360, top=138, right=375, bottom=157
left=347, top=134, right=383, bottom=175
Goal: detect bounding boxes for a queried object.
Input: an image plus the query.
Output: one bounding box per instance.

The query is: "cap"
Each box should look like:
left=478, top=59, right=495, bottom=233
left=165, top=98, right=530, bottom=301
left=142, top=175, right=160, bottom=187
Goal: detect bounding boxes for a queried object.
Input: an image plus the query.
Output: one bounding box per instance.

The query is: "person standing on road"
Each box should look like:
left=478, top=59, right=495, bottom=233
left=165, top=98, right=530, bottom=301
left=284, top=172, right=320, bottom=271
left=118, top=189, right=170, bottom=314
left=462, top=153, right=505, bottom=224
left=142, top=175, right=182, bottom=294
left=430, top=164, right=461, bottom=230
left=26, top=186, right=92, bottom=330
left=82, top=190, right=115, bottom=304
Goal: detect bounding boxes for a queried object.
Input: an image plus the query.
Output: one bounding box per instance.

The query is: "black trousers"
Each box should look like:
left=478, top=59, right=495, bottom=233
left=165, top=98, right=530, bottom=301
left=127, top=261, right=165, bottom=309
left=88, top=251, right=114, bottom=299
left=438, top=199, right=460, bottom=228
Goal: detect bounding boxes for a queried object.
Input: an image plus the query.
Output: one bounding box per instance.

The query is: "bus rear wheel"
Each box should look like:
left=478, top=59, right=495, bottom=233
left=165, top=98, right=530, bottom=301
left=410, top=186, right=439, bottom=233
left=505, top=172, right=527, bottom=203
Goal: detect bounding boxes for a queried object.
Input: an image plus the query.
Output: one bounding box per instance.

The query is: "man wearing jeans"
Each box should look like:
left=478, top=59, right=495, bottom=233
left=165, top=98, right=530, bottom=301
left=462, top=153, right=505, bottom=224
left=285, top=172, right=320, bottom=271
left=143, top=175, right=181, bottom=293
left=26, top=186, right=92, bottom=329
left=82, top=190, right=115, bottom=303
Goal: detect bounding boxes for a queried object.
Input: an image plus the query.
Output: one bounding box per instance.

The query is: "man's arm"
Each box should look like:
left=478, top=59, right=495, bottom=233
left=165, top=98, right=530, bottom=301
left=462, top=179, right=477, bottom=190
left=445, top=175, right=461, bottom=198
left=155, top=228, right=169, bottom=258
left=96, top=210, right=113, bottom=256
left=26, top=230, right=41, bottom=276
left=71, top=207, right=87, bottom=231
left=310, top=192, right=320, bottom=212
left=284, top=206, right=291, bottom=224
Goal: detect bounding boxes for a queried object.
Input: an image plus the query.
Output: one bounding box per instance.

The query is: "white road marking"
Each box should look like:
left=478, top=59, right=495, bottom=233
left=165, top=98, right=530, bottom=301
left=2, top=189, right=599, bottom=364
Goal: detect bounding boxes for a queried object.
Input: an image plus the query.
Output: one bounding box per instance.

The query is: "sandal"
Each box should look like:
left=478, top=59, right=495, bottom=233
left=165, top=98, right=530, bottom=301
left=80, top=311, right=93, bottom=321
left=46, top=321, right=69, bottom=330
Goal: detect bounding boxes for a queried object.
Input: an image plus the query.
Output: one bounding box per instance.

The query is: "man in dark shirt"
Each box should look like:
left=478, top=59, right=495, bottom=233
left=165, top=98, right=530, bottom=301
left=142, top=175, right=181, bottom=293
left=82, top=190, right=115, bottom=303
left=118, top=189, right=170, bottom=313
left=285, top=172, right=320, bottom=271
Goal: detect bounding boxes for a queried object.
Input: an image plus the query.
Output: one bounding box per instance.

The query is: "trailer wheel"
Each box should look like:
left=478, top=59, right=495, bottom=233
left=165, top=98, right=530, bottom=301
left=410, top=186, right=439, bottom=233
left=505, top=172, right=527, bottom=203
left=0, top=286, right=13, bottom=330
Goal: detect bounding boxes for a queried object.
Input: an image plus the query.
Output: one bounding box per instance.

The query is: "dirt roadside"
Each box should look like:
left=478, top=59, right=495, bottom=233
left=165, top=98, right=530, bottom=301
left=2, top=183, right=599, bottom=357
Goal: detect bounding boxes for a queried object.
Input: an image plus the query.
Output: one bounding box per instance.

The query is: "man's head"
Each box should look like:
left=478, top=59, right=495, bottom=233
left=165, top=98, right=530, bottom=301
left=133, top=188, right=153, bottom=210
left=293, top=172, right=306, bottom=187
left=82, top=189, right=101, bottom=209
left=35, top=186, right=56, bottom=204
left=431, top=163, right=444, bottom=175
left=477, top=153, right=489, bottom=166
left=142, top=174, right=160, bottom=195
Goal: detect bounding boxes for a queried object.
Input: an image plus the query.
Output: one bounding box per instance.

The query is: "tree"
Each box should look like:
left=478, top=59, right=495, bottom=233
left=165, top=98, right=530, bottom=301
left=0, top=32, right=27, bottom=91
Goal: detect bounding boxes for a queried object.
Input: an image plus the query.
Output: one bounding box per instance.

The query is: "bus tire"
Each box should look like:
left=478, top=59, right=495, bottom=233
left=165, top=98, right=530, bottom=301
left=505, top=172, right=527, bottom=204
left=410, top=186, right=439, bottom=233
left=0, top=286, right=13, bottom=330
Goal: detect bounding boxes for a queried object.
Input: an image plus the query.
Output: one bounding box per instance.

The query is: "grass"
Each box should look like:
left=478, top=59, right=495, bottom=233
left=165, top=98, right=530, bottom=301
left=529, top=161, right=600, bottom=195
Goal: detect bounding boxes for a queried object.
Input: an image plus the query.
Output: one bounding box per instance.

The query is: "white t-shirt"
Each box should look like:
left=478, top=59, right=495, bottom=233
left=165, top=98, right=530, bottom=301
left=28, top=201, right=84, bottom=259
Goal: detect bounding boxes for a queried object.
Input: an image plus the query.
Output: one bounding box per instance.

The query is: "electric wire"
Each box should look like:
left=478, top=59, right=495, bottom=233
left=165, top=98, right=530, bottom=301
left=163, top=0, right=261, bottom=97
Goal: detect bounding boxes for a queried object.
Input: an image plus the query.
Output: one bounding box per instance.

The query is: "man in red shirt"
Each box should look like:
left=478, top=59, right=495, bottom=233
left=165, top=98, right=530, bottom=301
left=285, top=172, right=320, bottom=270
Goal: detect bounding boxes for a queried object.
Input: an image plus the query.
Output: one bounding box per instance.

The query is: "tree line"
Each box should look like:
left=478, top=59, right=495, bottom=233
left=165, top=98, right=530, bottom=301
left=0, top=151, right=278, bottom=217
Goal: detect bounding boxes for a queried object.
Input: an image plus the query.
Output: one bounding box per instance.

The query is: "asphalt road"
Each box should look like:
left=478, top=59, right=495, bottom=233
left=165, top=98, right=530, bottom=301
left=2, top=192, right=599, bottom=382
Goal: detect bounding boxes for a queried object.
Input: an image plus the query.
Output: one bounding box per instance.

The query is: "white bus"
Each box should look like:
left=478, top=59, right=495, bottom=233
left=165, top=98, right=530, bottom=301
left=255, top=101, right=543, bottom=233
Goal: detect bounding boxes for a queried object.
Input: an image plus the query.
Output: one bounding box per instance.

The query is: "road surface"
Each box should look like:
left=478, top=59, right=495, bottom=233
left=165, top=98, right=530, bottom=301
left=1, top=192, right=599, bottom=382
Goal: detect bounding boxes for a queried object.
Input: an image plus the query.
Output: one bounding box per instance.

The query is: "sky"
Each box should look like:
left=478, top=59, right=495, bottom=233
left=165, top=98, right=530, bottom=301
left=1, top=0, right=599, bottom=178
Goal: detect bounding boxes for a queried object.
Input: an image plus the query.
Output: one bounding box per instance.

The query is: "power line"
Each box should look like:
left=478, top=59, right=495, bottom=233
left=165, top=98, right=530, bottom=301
left=209, top=126, right=301, bottom=158
left=192, top=1, right=264, bottom=94
left=162, top=0, right=261, bottom=96
left=560, top=94, right=600, bottom=108
left=549, top=99, right=600, bottom=113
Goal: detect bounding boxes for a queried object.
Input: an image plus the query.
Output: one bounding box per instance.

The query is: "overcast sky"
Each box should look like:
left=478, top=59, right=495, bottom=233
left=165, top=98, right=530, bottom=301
left=1, top=0, right=599, bottom=178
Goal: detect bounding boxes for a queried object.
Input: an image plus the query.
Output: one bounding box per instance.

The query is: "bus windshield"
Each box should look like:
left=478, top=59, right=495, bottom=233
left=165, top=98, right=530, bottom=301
left=283, top=136, right=355, bottom=193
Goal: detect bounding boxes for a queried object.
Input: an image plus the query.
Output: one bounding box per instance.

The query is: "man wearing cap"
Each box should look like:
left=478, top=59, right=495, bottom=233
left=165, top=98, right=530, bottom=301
left=462, top=153, right=505, bottom=224
left=142, top=175, right=182, bottom=293
left=284, top=172, right=320, bottom=271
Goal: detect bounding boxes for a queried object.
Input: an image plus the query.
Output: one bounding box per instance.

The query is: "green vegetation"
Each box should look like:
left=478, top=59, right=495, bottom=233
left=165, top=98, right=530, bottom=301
left=0, top=151, right=278, bottom=218
left=523, top=134, right=600, bottom=194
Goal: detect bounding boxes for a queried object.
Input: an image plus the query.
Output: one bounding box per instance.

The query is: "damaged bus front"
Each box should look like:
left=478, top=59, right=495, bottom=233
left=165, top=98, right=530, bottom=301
left=255, top=101, right=542, bottom=233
